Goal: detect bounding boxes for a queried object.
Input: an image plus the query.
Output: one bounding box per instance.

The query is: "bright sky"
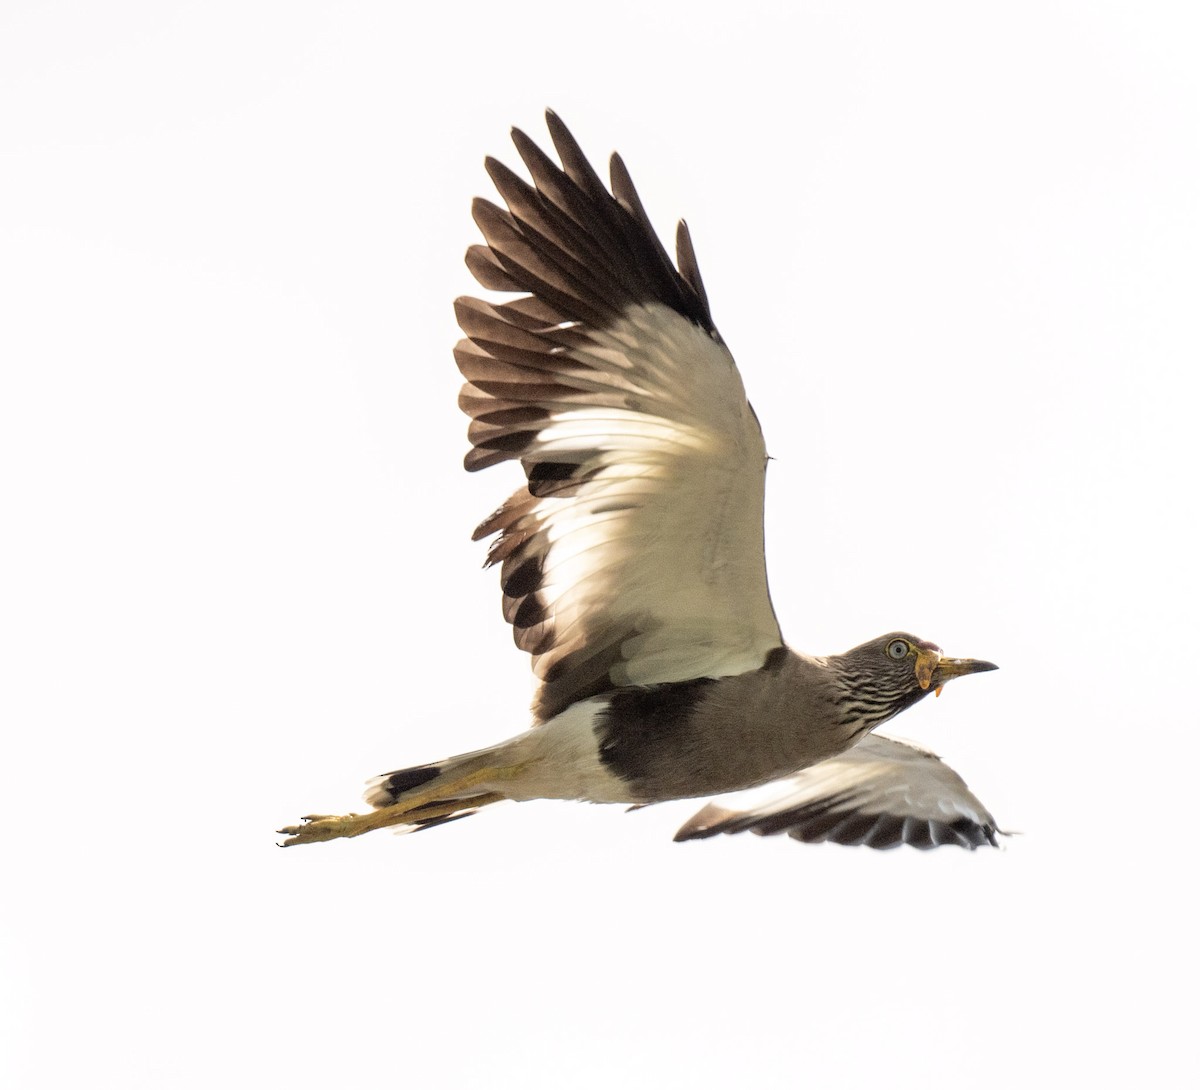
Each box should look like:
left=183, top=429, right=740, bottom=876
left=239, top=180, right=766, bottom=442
left=3, top=2, right=1197, bottom=1087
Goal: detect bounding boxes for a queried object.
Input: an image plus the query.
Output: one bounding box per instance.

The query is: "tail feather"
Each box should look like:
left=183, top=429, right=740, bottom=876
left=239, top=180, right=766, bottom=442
left=367, top=763, right=441, bottom=806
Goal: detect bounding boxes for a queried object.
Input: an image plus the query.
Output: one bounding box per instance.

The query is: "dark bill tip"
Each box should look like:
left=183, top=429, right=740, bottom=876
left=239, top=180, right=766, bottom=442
left=936, top=657, right=999, bottom=682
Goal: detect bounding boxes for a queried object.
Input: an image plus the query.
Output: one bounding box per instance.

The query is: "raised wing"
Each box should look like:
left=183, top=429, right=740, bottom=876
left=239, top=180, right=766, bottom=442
left=457, top=111, right=783, bottom=722
left=673, top=734, right=1001, bottom=849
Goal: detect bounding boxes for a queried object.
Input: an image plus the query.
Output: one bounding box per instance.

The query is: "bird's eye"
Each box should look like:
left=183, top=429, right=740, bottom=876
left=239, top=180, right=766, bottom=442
left=887, top=639, right=910, bottom=660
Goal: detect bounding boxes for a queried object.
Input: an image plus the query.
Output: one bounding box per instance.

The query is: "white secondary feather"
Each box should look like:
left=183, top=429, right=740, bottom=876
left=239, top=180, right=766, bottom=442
left=522, top=302, right=780, bottom=689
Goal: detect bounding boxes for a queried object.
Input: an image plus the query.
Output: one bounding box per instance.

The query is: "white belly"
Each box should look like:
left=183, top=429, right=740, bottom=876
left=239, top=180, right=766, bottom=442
left=486, top=698, right=640, bottom=804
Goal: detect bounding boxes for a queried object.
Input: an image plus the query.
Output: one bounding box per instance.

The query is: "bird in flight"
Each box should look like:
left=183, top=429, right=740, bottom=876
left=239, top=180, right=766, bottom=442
left=280, top=111, right=1001, bottom=852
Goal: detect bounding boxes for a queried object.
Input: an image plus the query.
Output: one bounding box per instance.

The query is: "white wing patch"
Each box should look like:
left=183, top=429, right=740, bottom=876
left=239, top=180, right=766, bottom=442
left=460, top=302, right=782, bottom=718
left=524, top=304, right=779, bottom=692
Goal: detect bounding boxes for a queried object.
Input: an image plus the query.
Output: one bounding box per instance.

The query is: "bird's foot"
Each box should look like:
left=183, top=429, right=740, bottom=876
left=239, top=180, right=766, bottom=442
left=279, top=762, right=529, bottom=846
left=277, top=811, right=390, bottom=846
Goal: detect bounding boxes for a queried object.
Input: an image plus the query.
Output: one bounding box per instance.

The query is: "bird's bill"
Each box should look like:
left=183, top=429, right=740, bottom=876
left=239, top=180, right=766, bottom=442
left=915, top=648, right=998, bottom=693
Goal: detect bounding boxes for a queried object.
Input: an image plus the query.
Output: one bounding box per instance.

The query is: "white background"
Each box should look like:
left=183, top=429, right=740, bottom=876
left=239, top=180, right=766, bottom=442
left=3, top=2, right=1197, bottom=1087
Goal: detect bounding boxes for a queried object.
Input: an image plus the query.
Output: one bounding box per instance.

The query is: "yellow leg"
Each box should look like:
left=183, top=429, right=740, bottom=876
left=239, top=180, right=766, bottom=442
left=277, top=763, right=525, bottom=847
